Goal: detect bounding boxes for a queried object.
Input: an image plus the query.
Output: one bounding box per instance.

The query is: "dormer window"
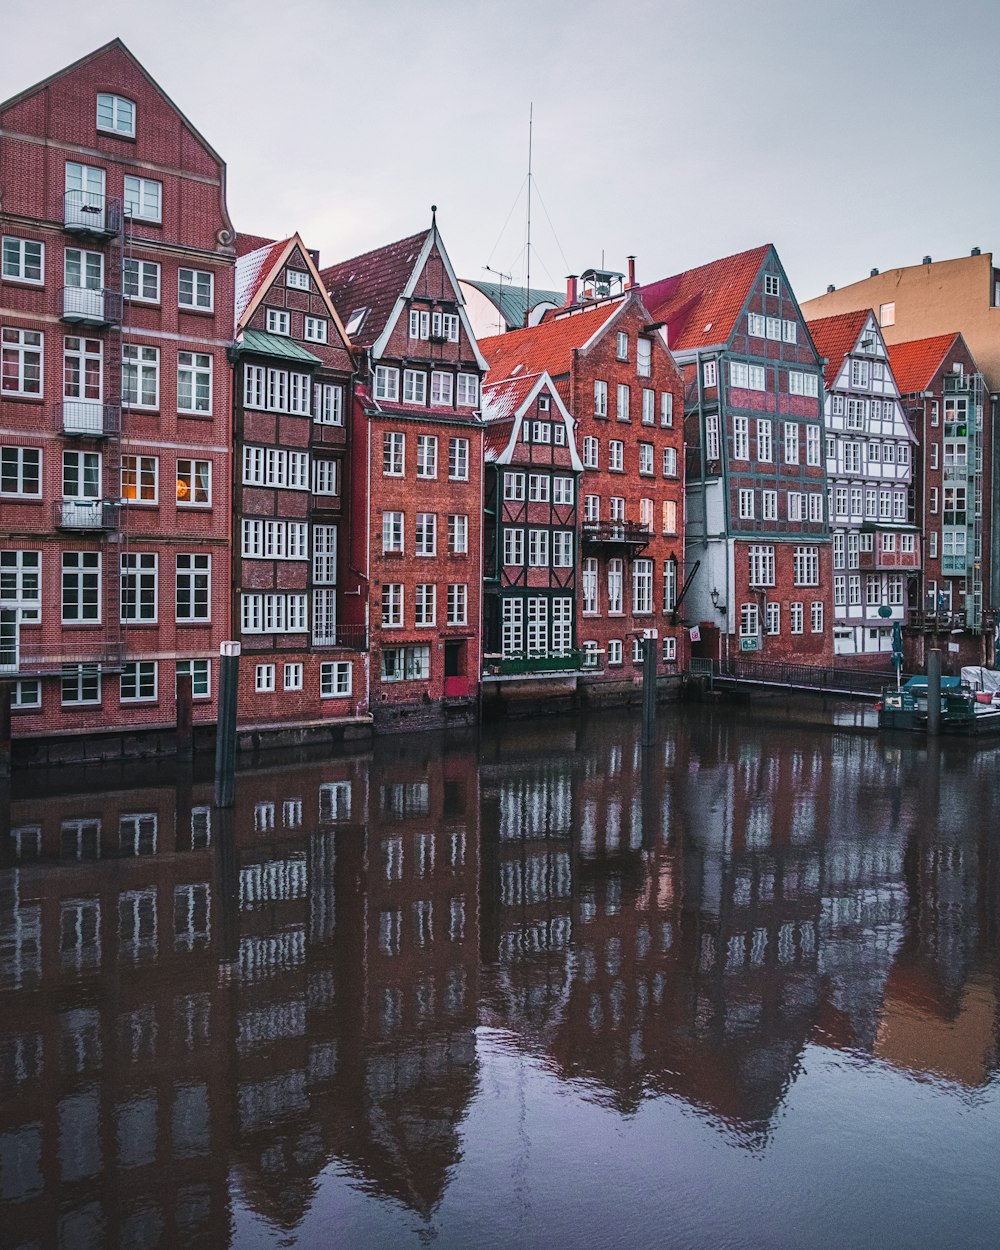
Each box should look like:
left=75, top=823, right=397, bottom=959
left=267, top=309, right=290, bottom=336
left=286, top=270, right=309, bottom=290
left=431, top=312, right=459, bottom=343
left=97, top=93, right=135, bottom=138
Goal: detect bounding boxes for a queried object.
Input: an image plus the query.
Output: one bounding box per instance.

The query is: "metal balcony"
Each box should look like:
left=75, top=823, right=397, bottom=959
left=61, top=401, right=121, bottom=438
left=483, top=650, right=585, bottom=678
left=63, top=191, right=121, bottom=237
left=0, top=637, right=125, bottom=677
left=55, top=499, right=118, bottom=530
left=310, top=623, right=368, bottom=650
left=62, top=287, right=122, bottom=326
left=582, top=521, right=652, bottom=548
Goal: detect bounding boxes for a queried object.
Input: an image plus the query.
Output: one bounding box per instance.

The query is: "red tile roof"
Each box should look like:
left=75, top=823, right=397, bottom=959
left=479, top=299, right=622, bottom=380
left=235, top=238, right=291, bottom=328
left=805, top=309, right=873, bottom=389
left=235, top=232, right=277, bottom=257
left=321, top=230, right=429, bottom=347
left=886, top=333, right=959, bottom=395
left=639, top=244, right=772, bottom=351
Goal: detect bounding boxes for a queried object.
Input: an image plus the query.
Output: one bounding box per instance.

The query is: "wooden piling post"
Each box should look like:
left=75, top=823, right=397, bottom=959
left=214, top=641, right=240, bottom=808
left=641, top=632, right=658, bottom=749
left=0, top=682, right=11, bottom=780
left=927, top=648, right=942, bottom=737
left=176, top=672, right=193, bottom=764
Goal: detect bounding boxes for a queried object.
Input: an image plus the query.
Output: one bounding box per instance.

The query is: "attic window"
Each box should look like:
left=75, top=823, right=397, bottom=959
left=345, top=308, right=368, bottom=337
left=538, top=395, right=551, bottom=411
left=97, top=93, right=135, bottom=138
left=287, top=270, right=309, bottom=290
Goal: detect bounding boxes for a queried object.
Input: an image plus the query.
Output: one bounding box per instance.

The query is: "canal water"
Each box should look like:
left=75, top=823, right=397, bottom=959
left=1, top=703, right=997, bottom=1250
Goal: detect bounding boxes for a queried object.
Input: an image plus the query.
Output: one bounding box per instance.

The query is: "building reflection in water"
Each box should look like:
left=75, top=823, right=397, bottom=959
left=0, top=711, right=997, bottom=1246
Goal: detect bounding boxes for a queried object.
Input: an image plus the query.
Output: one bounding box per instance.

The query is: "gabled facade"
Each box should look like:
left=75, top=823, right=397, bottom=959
left=641, top=246, right=831, bottom=664
left=232, top=233, right=364, bottom=726
left=806, top=311, right=919, bottom=658
left=886, top=333, right=988, bottom=665
left=0, top=39, right=235, bottom=738
left=481, top=371, right=583, bottom=678
left=481, top=272, right=687, bottom=690
left=322, top=215, right=486, bottom=729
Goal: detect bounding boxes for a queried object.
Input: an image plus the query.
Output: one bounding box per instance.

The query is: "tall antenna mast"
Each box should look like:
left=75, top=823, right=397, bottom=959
left=524, top=103, right=533, bottom=328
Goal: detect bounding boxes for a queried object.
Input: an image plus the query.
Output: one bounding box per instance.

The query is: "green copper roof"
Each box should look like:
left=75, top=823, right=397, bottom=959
left=239, top=329, right=322, bottom=364
left=463, top=280, right=565, bottom=331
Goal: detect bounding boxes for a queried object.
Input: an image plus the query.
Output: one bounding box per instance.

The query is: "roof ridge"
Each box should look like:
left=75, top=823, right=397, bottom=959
left=319, top=228, right=430, bottom=282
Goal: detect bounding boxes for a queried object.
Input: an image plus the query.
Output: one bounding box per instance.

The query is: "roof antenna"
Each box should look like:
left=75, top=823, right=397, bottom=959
left=484, top=264, right=512, bottom=335
left=524, top=104, right=533, bottom=327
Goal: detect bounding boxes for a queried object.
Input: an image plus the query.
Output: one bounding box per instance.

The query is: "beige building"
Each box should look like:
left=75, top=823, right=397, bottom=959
left=801, top=250, right=1000, bottom=392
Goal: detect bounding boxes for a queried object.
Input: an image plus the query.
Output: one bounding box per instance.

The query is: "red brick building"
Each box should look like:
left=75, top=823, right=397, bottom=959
left=886, top=332, right=989, bottom=669
left=0, top=39, right=234, bottom=740
left=641, top=246, right=832, bottom=665
left=321, top=215, right=487, bottom=731
left=481, top=267, right=687, bottom=696
left=481, top=370, right=583, bottom=696
left=231, top=233, right=367, bottom=729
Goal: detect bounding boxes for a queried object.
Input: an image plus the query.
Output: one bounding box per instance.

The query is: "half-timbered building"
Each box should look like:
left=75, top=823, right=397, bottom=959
left=481, top=265, right=686, bottom=697
left=321, top=213, right=486, bottom=730
left=806, top=310, right=919, bottom=658
left=481, top=371, right=583, bottom=683
left=641, top=246, right=831, bottom=664
left=232, top=233, right=364, bottom=727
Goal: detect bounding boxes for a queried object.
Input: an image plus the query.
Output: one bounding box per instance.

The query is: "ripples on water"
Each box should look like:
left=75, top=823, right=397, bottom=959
left=0, top=703, right=997, bottom=1250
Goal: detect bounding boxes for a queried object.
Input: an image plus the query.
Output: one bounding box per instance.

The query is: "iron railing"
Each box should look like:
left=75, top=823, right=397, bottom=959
left=710, top=656, right=905, bottom=696
left=310, top=623, right=368, bottom=651
left=61, top=401, right=121, bottom=437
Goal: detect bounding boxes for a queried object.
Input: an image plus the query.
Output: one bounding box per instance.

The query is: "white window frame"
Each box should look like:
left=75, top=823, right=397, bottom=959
left=123, top=175, right=162, bottom=223
left=97, top=93, right=135, bottom=137
left=2, top=237, right=44, bottom=286
left=178, top=268, right=214, bottom=312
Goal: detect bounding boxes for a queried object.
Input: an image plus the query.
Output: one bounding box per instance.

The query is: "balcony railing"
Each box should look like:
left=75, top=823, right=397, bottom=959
left=310, top=623, right=368, bottom=650
left=0, top=634, right=125, bottom=677
left=943, top=464, right=970, bottom=481
left=484, top=650, right=584, bottom=677
left=582, top=521, right=652, bottom=547
left=941, top=553, right=968, bottom=573
left=63, top=191, right=121, bottom=236
left=62, top=286, right=122, bottom=326
left=55, top=499, right=118, bottom=530
left=62, top=400, right=121, bottom=437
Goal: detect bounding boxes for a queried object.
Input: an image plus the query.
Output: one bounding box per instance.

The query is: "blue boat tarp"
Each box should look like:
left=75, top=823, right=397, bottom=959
left=903, top=676, right=962, bottom=691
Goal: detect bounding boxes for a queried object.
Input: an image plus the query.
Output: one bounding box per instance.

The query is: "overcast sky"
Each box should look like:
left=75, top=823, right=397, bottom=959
left=4, top=0, right=998, bottom=304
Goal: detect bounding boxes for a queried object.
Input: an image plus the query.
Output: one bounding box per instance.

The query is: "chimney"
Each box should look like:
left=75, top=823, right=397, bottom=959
left=870, top=268, right=879, bottom=277
left=565, top=274, right=578, bottom=306
left=826, top=284, right=836, bottom=293
left=626, top=255, right=636, bottom=289
left=923, top=255, right=932, bottom=265
left=972, top=246, right=982, bottom=256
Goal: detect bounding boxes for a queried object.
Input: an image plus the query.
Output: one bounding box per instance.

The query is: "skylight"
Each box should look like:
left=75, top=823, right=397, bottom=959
left=345, top=308, right=368, bottom=336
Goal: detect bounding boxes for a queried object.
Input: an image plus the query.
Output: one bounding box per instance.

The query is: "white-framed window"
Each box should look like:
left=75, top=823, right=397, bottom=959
left=176, top=554, right=210, bottom=621
left=657, top=446, right=676, bottom=477
left=705, top=415, right=720, bottom=460
left=748, top=312, right=765, bottom=336
left=447, top=583, right=468, bottom=626
left=703, top=360, right=717, bottom=388
left=633, top=558, right=653, bottom=614
left=637, top=337, right=652, bottom=377
left=528, top=529, right=549, bottom=567
left=616, top=383, right=630, bottom=422
left=1, top=328, right=43, bottom=396
left=415, top=512, right=437, bottom=557
left=382, top=510, right=404, bottom=554
left=663, top=558, right=677, bottom=611
left=806, top=425, right=821, bottom=466
left=62, top=551, right=100, bottom=623
left=61, top=663, right=101, bottom=706
left=382, top=583, right=403, bottom=628
left=449, top=437, right=469, bottom=481
left=811, top=601, right=824, bottom=633
left=782, top=319, right=798, bottom=344
left=177, top=352, right=212, bottom=414
left=374, top=365, right=399, bottom=402
left=739, top=603, right=759, bottom=638
left=662, top=636, right=677, bottom=662
left=457, top=373, right=479, bottom=407
left=607, top=638, right=623, bottom=666
left=433, top=311, right=460, bottom=342
left=120, top=552, right=157, bottom=623
left=583, top=436, right=599, bottom=468
left=553, top=476, right=574, bottom=505
left=766, top=601, right=780, bottom=635
left=833, top=576, right=846, bottom=607
left=632, top=636, right=645, bottom=663
left=281, top=662, right=303, bottom=693
left=582, top=558, right=598, bottom=614
left=783, top=422, right=800, bottom=464
left=448, top=513, right=468, bottom=554
left=504, top=472, right=525, bottom=502
left=738, top=488, right=755, bottom=520
left=178, top=268, right=213, bottom=311
left=286, top=268, right=310, bottom=290
left=313, top=523, right=337, bottom=585
left=756, top=418, right=773, bottom=463
left=594, top=379, right=608, bottom=417
left=304, top=316, right=327, bottom=343
left=662, top=499, right=678, bottom=535
left=176, top=458, right=211, bottom=507
left=431, top=371, right=454, bottom=406
left=2, top=237, right=44, bottom=285
left=123, top=175, right=161, bottom=223
left=789, top=371, right=818, bottom=397
left=793, top=546, right=820, bottom=586
left=255, top=664, right=276, bottom=693
left=616, top=331, right=629, bottom=361
left=415, top=583, right=437, bottom=627
left=787, top=492, right=804, bottom=522
left=766, top=316, right=782, bottom=341
left=416, top=434, right=438, bottom=479
left=607, top=559, right=624, bottom=614
left=748, top=544, right=775, bottom=587
left=637, top=443, right=654, bottom=476
left=901, top=533, right=916, bottom=554
left=1, top=549, right=41, bottom=628
left=403, top=369, right=427, bottom=405
left=529, top=473, right=550, bottom=502
left=553, top=531, right=573, bottom=568
left=790, top=601, right=804, bottom=633
left=658, top=394, right=673, bottom=429
left=609, top=441, right=624, bottom=472
left=584, top=494, right=600, bottom=522
left=409, top=308, right=430, bottom=339
left=808, top=492, right=824, bottom=522
left=120, top=661, right=157, bottom=703
left=383, top=432, right=405, bottom=476
left=313, top=382, right=343, bottom=425
left=240, top=592, right=307, bottom=633
left=503, top=527, right=524, bottom=566
left=851, top=358, right=871, bottom=388
left=610, top=496, right=625, bottom=521
left=122, top=344, right=159, bottom=408
left=176, top=659, right=211, bottom=699
left=582, top=640, right=600, bottom=668
left=758, top=488, right=777, bottom=522
left=764, top=274, right=780, bottom=296
left=97, top=93, right=135, bottom=137
left=123, top=258, right=159, bottom=302
left=641, top=388, right=655, bottom=425
left=320, top=661, right=352, bottom=697
left=733, top=416, right=749, bottom=460
left=266, top=308, right=291, bottom=336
